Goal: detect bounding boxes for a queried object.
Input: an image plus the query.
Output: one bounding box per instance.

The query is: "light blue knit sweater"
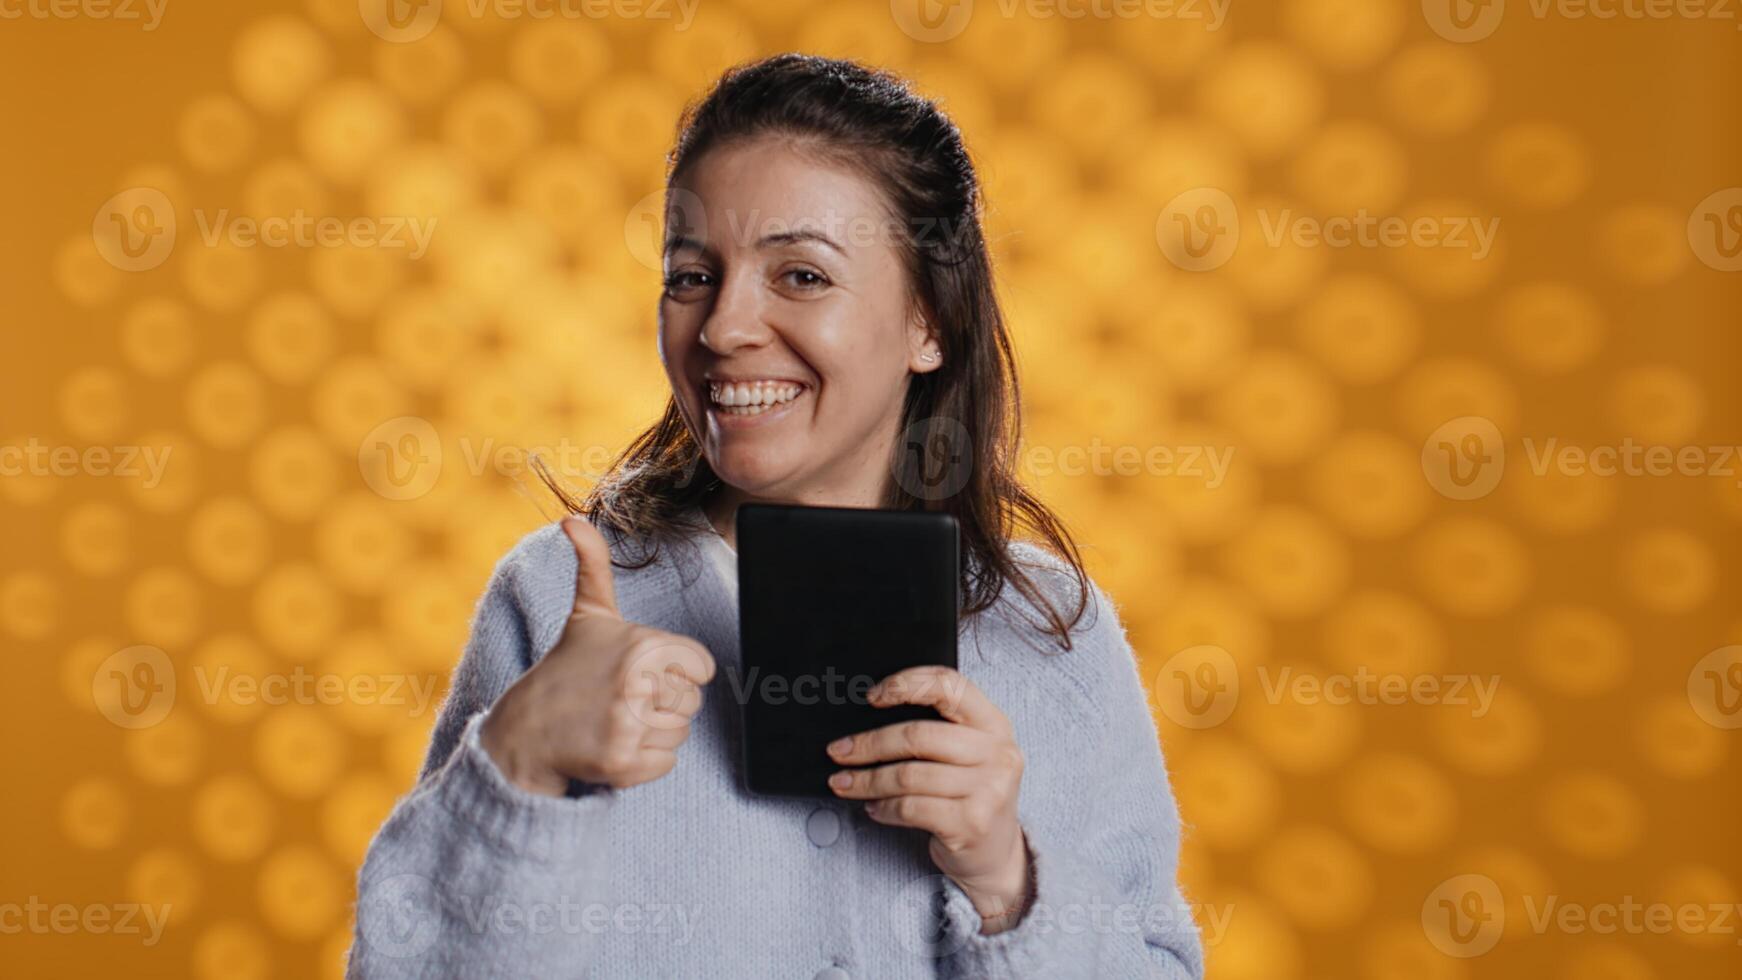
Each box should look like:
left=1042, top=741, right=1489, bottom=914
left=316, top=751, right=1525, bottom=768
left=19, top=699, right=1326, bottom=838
left=346, top=512, right=1204, bottom=979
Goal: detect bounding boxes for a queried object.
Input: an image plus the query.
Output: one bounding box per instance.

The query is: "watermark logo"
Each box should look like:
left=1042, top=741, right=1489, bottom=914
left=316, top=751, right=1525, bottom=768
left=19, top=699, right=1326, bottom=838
left=894, top=416, right=973, bottom=501
left=360, top=417, right=443, bottom=501
left=1152, top=645, right=1238, bottom=729
left=890, top=0, right=975, bottom=42
left=1688, top=645, right=1742, bottom=729
left=92, top=645, right=176, bottom=730
left=1423, top=874, right=1505, bottom=957
left=891, top=873, right=972, bottom=958
left=1423, top=0, right=1505, bottom=42
left=92, top=649, right=441, bottom=727
left=1689, top=187, right=1742, bottom=272
left=1422, top=416, right=1506, bottom=500
left=360, top=0, right=443, bottom=42
left=93, top=187, right=176, bottom=272
left=1157, top=187, right=1239, bottom=272
left=357, top=873, right=442, bottom=959
left=627, top=188, right=706, bottom=274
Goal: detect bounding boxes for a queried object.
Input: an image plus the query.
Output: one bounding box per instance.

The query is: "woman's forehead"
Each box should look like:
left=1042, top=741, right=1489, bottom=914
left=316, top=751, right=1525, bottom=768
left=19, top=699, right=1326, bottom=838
left=672, top=139, right=896, bottom=239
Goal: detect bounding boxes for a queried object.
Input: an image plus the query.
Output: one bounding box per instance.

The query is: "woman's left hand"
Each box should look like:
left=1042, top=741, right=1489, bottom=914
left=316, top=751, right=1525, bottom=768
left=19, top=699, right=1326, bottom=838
left=826, top=666, right=1032, bottom=933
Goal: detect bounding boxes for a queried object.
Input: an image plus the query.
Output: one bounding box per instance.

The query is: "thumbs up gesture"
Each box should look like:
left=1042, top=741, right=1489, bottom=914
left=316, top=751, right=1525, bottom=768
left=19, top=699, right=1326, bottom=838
left=481, top=517, right=718, bottom=795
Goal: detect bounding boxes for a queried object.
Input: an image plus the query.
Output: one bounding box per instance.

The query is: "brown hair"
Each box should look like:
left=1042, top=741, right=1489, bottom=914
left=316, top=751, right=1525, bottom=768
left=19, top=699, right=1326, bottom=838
left=539, top=53, right=1091, bottom=649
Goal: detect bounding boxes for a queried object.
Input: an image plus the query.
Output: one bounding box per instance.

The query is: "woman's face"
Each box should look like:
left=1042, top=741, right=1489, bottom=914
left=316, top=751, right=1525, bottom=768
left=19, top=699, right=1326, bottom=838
left=659, top=138, right=941, bottom=504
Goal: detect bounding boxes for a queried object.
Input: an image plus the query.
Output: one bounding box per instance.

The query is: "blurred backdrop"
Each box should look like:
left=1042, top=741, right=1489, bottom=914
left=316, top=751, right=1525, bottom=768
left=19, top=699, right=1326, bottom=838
left=1, top=0, right=1739, bottom=977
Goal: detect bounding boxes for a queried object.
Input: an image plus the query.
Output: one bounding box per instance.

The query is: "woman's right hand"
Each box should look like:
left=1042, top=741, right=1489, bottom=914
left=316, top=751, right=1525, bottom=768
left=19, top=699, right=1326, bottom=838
left=480, top=516, right=717, bottom=796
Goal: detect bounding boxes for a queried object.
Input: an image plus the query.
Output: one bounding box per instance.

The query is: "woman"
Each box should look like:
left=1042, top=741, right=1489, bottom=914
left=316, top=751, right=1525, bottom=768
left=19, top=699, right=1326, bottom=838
left=349, top=54, right=1202, bottom=979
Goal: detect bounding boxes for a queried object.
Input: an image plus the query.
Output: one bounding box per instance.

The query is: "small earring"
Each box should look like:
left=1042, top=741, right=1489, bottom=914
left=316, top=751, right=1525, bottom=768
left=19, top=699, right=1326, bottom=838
left=921, top=351, right=939, bottom=363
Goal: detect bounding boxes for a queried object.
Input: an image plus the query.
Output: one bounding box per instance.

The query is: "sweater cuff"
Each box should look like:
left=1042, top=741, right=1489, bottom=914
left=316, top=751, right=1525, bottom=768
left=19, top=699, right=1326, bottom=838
left=428, top=710, right=613, bottom=864
left=939, top=835, right=1069, bottom=977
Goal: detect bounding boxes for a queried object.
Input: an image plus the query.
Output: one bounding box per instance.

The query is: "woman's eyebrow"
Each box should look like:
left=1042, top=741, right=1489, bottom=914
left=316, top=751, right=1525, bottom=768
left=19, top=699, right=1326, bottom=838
left=757, top=229, right=847, bottom=255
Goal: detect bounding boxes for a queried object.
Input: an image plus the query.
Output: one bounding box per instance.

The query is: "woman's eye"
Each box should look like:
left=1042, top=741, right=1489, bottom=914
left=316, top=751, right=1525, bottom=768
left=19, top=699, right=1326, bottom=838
left=663, top=270, right=714, bottom=294
left=781, top=268, right=830, bottom=291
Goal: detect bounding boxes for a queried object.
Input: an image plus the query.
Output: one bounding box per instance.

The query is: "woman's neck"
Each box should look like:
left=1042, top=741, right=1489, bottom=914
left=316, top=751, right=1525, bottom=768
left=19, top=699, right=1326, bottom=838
left=700, top=481, right=887, bottom=551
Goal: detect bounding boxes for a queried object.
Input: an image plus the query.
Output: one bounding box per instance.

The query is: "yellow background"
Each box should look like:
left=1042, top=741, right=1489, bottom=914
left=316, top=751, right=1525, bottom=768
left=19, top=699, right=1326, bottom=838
left=1, top=0, right=1739, bottom=976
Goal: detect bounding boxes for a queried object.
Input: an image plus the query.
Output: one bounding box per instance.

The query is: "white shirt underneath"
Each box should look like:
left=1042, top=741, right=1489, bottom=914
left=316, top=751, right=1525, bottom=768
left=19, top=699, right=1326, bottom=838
left=697, top=521, right=739, bottom=602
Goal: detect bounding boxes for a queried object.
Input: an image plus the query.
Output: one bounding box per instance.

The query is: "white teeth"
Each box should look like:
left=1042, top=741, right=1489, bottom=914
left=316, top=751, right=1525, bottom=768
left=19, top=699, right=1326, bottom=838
left=707, top=381, right=803, bottom=415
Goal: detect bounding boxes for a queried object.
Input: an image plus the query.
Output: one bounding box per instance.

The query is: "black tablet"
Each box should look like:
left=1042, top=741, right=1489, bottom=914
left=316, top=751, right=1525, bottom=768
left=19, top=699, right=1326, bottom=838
left=736, top=503, right=960, bottom=798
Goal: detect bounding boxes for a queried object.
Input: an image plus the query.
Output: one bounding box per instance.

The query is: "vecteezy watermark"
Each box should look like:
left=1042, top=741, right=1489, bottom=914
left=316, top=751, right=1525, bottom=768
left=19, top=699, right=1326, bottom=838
left=1, top=439, right=172, bottom=489
left=1158, top=189, right=1502, bottom=270
left=1421, top=416, right=1506, bottom=501
left=1156, top=188, right=1240, bottom=272
left=0, top=0, right=168, bottom=30
left=1422, top=874, right=1506, bottom=957
left=360, top=0, right=699, bottom=43
left=1522, top=438, right=1742, bottom=485
left=1251, top=208, right=1500, bottom=259
left=193, top=210, right=437, bottom=259
left=889, top=0, right=1229, bottom=43
left=360, top=417, right=443, bottom=502
left=92, top=645, right=440, bottom=729
left=1688, top=646, right=1742, bottom=729
left=1423, top=873, right=1742, bottom=956
left=1017, top=441, right=1234, bottom=487
left=1152, top=645, right=1499, bottom=729
left=715, top=664, right=972, bottom=712
left=1689, top=187, right=1742, bottom=271
left=1151, top=646, right=1240, bottom=730
left=356, top=873, right=698, bottom=960
left=1420, top=415, right=1742, bottom=502
left=194, top=665, right=439, bottom=718
left=92, top=187, right=436, bottom=271
left=1424, top=0, right=1742, bottom=43
left=357, top=419, right=684, bottom=502
left=92, top=187, right=176, bottom=272
left=1256, top=665, right=1500, bottom=718
left=0, top=899, right=171, bottom=946
left=889, top=872, right=1230, bottom=959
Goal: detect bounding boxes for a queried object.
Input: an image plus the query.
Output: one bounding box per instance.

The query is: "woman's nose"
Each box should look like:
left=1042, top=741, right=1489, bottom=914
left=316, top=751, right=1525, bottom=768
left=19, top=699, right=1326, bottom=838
left=698, top=274, right=774, bottom=354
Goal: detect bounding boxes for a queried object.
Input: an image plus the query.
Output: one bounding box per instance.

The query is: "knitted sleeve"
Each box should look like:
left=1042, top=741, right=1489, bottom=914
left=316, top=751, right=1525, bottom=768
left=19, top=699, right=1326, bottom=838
left=344, top=546, right=617, bottom=978
left=939, top=578, right=1205, bottom=980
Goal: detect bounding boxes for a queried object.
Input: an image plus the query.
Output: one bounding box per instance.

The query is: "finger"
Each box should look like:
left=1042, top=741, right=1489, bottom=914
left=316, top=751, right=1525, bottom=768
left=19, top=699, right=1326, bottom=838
left=828, top=720, right=993, bottom=767
left=563, top=516, right=620, bottom=619
left=869, top=666, right=1008, bottom=734
left=640, top=720, right=693, bottom=751
left=862, top=794, right=957, bottom=835
left=828, top=761, right=973, bottom=800
left=612, top=748, right=676, bottom=787
left=626, top=636, right=716, bottom=689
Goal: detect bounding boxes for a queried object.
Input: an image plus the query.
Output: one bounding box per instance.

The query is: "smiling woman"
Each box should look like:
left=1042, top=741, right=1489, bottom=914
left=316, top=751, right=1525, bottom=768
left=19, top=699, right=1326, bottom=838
left=347, top=53, right=1203, bottom=979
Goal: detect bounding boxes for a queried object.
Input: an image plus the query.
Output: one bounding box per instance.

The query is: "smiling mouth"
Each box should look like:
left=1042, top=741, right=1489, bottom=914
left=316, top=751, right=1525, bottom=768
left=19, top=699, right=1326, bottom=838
left=706, top=380, right=807, bottom=417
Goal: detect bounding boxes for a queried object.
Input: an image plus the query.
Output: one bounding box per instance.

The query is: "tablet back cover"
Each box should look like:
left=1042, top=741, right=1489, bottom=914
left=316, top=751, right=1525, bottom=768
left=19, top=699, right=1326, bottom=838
left=737, top=504, right=959, bottom=798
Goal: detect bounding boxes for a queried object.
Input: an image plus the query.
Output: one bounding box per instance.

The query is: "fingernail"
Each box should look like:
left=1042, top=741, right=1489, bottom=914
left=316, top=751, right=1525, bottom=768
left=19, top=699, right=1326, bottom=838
left=828, top=737, right=852, bottom=756
left=828, top=771, right=851, bottom=790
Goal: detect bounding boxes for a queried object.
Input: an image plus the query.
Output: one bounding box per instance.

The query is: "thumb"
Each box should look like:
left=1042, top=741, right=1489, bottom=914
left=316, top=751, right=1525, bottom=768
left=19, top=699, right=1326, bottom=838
left=563, top=516, right=620, bottom=619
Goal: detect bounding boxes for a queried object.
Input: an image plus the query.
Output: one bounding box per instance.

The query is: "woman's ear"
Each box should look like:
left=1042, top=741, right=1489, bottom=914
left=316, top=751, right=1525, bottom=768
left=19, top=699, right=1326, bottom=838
left=906, top=307, right=944, bottom=375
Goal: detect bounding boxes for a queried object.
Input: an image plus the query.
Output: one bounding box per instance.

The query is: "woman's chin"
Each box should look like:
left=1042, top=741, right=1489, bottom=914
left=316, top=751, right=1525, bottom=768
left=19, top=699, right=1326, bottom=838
left=706, top=455, right=808, bottom=499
